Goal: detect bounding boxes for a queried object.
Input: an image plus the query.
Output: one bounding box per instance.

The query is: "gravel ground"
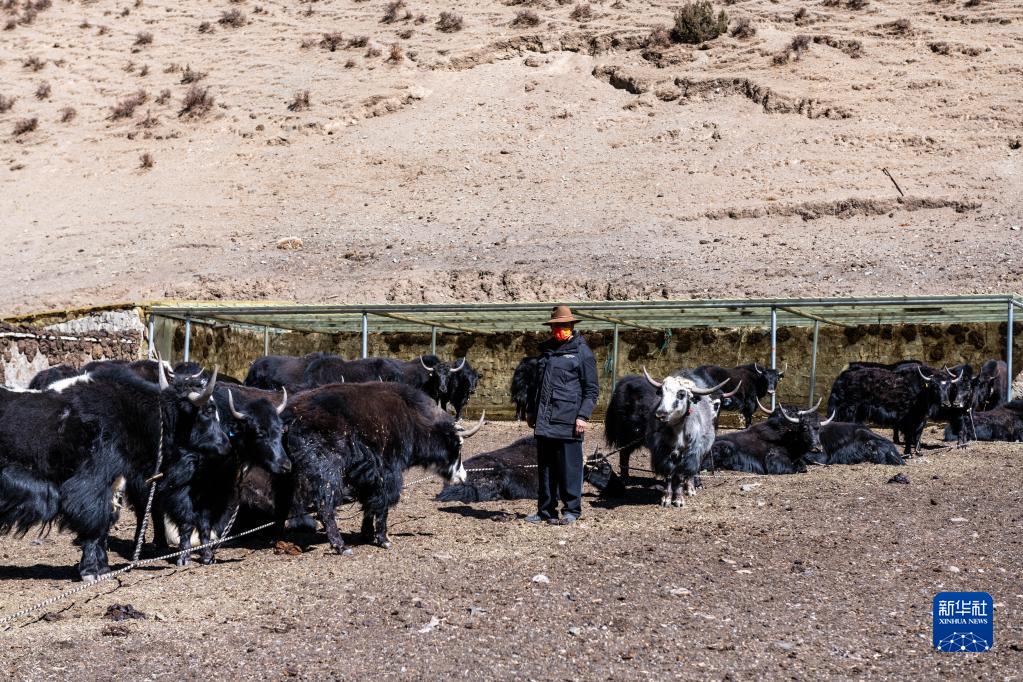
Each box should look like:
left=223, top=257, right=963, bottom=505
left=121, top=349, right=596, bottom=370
left=0, top=421, right=1020, bottom=680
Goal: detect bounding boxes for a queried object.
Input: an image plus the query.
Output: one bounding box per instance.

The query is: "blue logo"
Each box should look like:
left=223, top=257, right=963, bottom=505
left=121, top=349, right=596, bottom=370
left=933, top=592, right=993, bottom=652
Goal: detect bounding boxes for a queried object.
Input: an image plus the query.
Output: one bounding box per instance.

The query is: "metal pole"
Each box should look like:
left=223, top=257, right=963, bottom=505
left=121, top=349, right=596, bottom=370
left=770, top=307, right=777, bottom=410
left=183, top=316, right=191, bottom=363
left=147, top=315, right=156, bottom=358
left=431, top=326, right=437, bottom=355
left=263, top=326, right=270, bottom=356
left=361, top=313, right=369, bottom=359
left=808, top=320, right=819, bottom=408
left=611, top=323, right=620, bottom=391
left=1008, top=301, right=1015, bottom=402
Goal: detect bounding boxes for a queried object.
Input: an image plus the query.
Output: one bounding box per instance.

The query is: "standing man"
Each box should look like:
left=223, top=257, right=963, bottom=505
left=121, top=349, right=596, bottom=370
left=525, top=305, right=599, bottom=525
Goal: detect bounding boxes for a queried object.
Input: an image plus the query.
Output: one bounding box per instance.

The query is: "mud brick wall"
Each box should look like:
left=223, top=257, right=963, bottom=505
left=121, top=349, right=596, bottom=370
left=174, top=320, right=1023, bottom=425
left=0, top=322, right=142, bottom=387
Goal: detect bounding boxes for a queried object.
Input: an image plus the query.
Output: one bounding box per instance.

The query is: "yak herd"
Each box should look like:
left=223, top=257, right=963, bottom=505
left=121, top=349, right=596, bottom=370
left=0, top=347, right=1017, bottom=582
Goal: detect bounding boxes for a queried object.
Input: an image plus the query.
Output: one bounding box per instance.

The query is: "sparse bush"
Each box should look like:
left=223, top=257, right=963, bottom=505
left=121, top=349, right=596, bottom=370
left=110, top=90, right=148, bottom=119
left=436, top=11, right=462, bottom=32
left=23, top=56, right=44, bottom=71
left=12, top=117, right=37, bottom=136
left=4, top=19, right=15, bottom=31
left=846, top=0, right=868, bottom=8
left=139, top=152, right=154, bottom=169
left=413, top=13, right=427, bottom=24
left=646, top=25, right=671, bottom=47
left=79, top=19, right=91, bottom=29
left=180, top=65, right=206, bottom=83
left=671, top=2, right=728, bottom=44
left=794, top=7, right=807, bottom=21
left=892, top=18, right=912, bottom=33
left=198, top=20, right=213, bottom=33
left=347, top=35, right=369, bottom=47
left=155, top=88, right=171, bottom=104
left=288, top=90, right=310, bottom=111
left=320, top=31, right=344, bottom=51
left=58, top=105, right=76, bottom=122
left=219, top=8, right=245, bottom=27
left=569, top=3, right=592, bottom=20
left=138, top=64, right=149, bottom=77
left=97, top=25, right=109, bottom=35
left=511, top=9, right=540, bottom=27
left=33, top=0, right=51, bottom=10
left=387, top=42, right=403, bottom=62
left=773, top=34, right=810, bottom=64
left=398, top=28, right=413, bottom=38
left=344, top=58, right=356, bottom=68
left=730, top=16, right=754, bottom=38
left=179, top=85, right=214, bottom=118
left=0, top=95, right=15, bottom=113
left=34, top=81, right=50, bottom=100
left=365, top=44, right=382, bottom=57
left=382, top=0, right=410, bottom=23
left=1009, top=137, right=1021, bottom=150
left=134, top=31, right=153, bottom=46
left=138, top=109, right=158, bottom=128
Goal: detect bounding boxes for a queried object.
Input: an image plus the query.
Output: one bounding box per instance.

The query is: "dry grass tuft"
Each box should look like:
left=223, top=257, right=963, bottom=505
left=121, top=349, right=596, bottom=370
left=180, top=65, right=206, bottom=84
left=365, top=43, right=382, bottom=57
left=34, top=81, right=50, bottom=100
left=646, top=25, right=672, bottom=47
left=436, top=11, right=462, bottom=32
left=0, top=94, right=15, bottom=113
left=511, top=9, right=540, bottom=27
left=347, top=34, right=369, bottom=47
left=12, top=117, right=38, bottom=137
left=219, top=8, right=246, bottom=27
left=58, top=105, right=76, bottom=122
left=382, top=0, right=411, bottom=23
left=386, top=42, right=404, bottom=62
left=198, top=20, right=213, bottom=33
left=287, top=90, right=310, bottom=111
left=134, top=31, right=153, bottom=46
left=773, top=34, right=810, bottom=64
left=179, top=85, right=214, bottom=118
left=22, top=55, right=45, bottom=71
left=320, top=31, right=344, bottom=51
left=139, top=152, right=154, bottom=170
left=569, top=3, right=591, bottom=20
left=155, top=88, right=171, bottom=104
left=138, top=109, right=159, bottom=128
left=730, top=16, right=755, bottom=38
left=109, top=90, right=148, bottom=119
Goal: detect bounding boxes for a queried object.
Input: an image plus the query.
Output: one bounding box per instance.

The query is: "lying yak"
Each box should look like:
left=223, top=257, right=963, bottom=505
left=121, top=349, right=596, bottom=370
left=436, top=436, right=625, bottom=503
left=281, top=382, right=483, bottom=554
left=708, top=398, right=832, bottom=475
left=944, top=400, right=1023, bottom=443
left=812, top=421, right=904, bottom=466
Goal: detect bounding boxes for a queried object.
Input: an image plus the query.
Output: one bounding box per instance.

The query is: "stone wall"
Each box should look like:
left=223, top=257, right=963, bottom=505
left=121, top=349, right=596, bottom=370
left=0, top=320, right=143, bottom=387
left=172, top=319, right=1023, bottom=425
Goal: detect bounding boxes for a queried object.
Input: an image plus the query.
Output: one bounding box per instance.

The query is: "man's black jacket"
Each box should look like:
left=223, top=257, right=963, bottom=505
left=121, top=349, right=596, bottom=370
left=527, top=333, right=599, bottom=441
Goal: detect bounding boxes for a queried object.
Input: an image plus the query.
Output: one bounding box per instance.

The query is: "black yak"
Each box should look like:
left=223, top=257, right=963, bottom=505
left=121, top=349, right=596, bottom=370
left=693, top=362, right=784, bottom=427
left=811, top=422, right=904, bottom=466
left=441, top=358, right=479, bottom=420
left=244, top=353, right=331, bottom=392
left=282, top=382, right=483, bottom=554
left=27, top=364, right=81, bottom=390
left=708, top=398, right=832, bottom=475
left=510, top=357, right=538, bottom=421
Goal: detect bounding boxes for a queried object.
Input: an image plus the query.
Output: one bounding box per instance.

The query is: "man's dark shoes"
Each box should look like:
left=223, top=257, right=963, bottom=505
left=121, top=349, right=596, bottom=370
left=549, top=513, right=579, bottom=525
left=524, top=514, right=548, bottom=524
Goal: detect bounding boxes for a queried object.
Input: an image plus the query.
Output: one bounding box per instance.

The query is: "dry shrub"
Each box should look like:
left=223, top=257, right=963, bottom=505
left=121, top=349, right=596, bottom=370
left=138, top=64, right=149, bottom=76
left=386, top=42, right=404, bottom=62
left=646, top=25, right=671, bottom=47
left=198, top=20, right=213, bottom=33
left=12, top=117, right=37, bottom=136
left=22, top=55, right=44, bottom=71
left=794, top=7, right=807, bottom=21
left=97, top=25, right=109, bottom=35
left=34, top=81, right=50, bottom=100
left=890, top=18, right=912, bottom=33
left=773, top=34, right=810, bottom=64
left=320, top=31, right=344, bottom=50
left=0, top=94, right=15, bottom=113
left=180, top=65, right=206, bottom=83
left=58, top=105, right=76, bottom=122
left=79, top=19, right=90, bottom=29
left=179, top=86, right=214, bottom=118
left=344, top=58, right=356, bottom=68
left=134, top=31, right=153, bottom=46
left=672, top=1, right=728, bottom=44
left=4, top=19, right=15, bottom=31
left=398, top=28, right=413, bottom=38
left=155, top=88, right=171, bottom=104
left=436, top=10, right=462, bottom=32
left=347, top=34, right=369, bottom=47
left=846, top=0, right=868, bottom=8
left=138, top=109, right=158, bottom=128
left=219, top=8, right=245, bottom=27
left=365, top=44, right=382, bottom=57
left=511, top=9, right=540, bottom=27
left=413, top=13, right=426, bottom=24
left=288, top=89, right=310, bottom=111
left=569, top=3, right=591, bottom=20
left=139, top=152, right=154, bottom=169
left=110, top=90, right=148, bottom=119
left=382, top=0, right=410, bottom=23
left=730, top=16, right=754, bottom=38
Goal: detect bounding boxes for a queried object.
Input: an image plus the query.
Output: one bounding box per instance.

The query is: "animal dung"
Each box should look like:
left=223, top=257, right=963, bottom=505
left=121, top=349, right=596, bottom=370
left=886, top=473, right=910, bottom=484
left=104, top=603, right=147, bottom=621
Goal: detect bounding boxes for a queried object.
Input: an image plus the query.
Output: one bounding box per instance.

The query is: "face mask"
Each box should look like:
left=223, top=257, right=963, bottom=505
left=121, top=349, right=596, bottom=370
left=552, top=326, right=572, bottom=342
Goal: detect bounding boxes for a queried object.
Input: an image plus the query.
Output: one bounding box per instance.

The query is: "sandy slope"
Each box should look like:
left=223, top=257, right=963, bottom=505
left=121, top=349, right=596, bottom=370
left=1, top=0, right=1022, bottom=313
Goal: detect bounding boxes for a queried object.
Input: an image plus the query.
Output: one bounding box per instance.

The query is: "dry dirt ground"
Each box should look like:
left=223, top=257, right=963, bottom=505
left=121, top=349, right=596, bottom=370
left=0, top=421, right=1020, bottom=679
left=1, top=0, right=1023, bottom=313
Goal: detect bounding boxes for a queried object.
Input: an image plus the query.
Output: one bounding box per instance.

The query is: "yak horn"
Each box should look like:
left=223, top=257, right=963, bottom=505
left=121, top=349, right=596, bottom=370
left=782, top=363, right=788, bottom=374
left=188, top=366, right=218, bottom=406
left=419, top=356, right=435, bottom=372
left=779, top=407, right=800, bottom=424
left=451, top=358, right=466, bottom=372
left=643, top=367, right=662, bottom=389
left=950, top=369, right=964, bottom=384
left=753, top=362, right=764, bottom=375
left=798, top=397, right=823, bottom=415
left=755, top=395, right=774, bottom=416
left=227, top=389, right=245, bottom=420
left=276, top=387, right=288, bottom=414
left=156, top=353, right=170, bottom=391
left=692, top=379, right=730, bottom=396
left=457, top=412, right=485, bottom=439
left=720, top=380, right=742, bottom=399
left=821, top=410, right=836, bottom=426
left=917, top=366, right=933, bottom=382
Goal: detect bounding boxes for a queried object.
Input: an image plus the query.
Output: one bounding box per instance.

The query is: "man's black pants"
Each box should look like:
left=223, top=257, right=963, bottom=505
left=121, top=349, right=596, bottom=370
left=535, top=436, right=583, bottom=519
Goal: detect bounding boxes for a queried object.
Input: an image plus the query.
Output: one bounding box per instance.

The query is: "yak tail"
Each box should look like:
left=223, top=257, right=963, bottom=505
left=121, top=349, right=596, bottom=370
left=0, top=467, right=61, bottom=537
